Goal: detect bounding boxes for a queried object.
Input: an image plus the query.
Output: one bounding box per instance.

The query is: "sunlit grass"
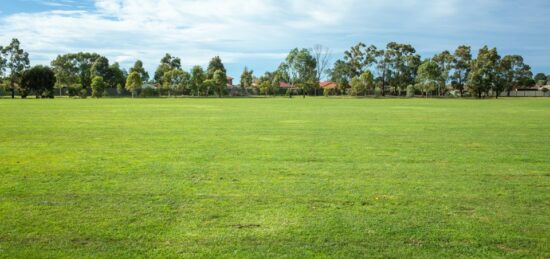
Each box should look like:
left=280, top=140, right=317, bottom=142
left=0, top=98, right=549, bottom=257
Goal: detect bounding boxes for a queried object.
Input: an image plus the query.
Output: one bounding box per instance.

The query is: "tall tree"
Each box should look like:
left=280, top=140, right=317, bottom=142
left=312, top=44, right=332, bottom=81
left=0, top=44, right=6, bottom=78
left=191, top=65, right=205, bottom=96
left=240, top=67, right=253, bottom=96
left=106, top=62, right=126, bottom=89
left=51, top=54, right=79, bottom=96
left=534, top=73, right=547, bottom=86
left=416, top=60, right=442, bottom=98
left=2, top=39, right=30, bottom=98
left=91, top=56, right=110, bottom=79
left=468, top=46, right=500, bottom=98
left=125, top=72, right=142, bottom=98
left=279, top=48, right=317, bottom=97
left=160, top=53, right=181, bottom=69
left=207, top=56, right=226, bottom=80
left=330, top=59, right=351, bottom=95
left=451, top=45, right=472, bottom=97
left=91, top=76, right=105, bottom=98
left=163, top=69, right=190, bottom=97
left=213, top=69, right=228, bottom=98
left=155, top=54, right=181, bottom=84
left=129, top=60, right=149, bottom=82
left=499, top=55, right=532, bottom=97
left=384, top=42, right=421, bottom=96
left=20, top=65, right=56, bottom=99
left=432, top=50, right=455, bottom=96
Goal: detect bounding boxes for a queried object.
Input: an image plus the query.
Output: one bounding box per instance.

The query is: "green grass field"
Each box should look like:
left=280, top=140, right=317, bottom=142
left=1, top=98, right=549, bottom=258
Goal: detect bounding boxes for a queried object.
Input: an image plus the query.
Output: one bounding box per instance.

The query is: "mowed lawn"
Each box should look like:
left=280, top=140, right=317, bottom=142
left=0, top=98, right=549, bottom=258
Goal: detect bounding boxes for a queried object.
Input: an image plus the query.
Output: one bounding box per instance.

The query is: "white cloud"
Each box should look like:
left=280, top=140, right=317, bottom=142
left=0, top=0, right=549, bottom=76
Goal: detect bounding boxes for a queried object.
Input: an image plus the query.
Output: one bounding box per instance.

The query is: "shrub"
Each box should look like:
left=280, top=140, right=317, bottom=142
left=140, top=87, right=158, bottom=98
left=374, top=87, right=381, bottom=97
left=406, top=85, right=415, bottom=98
left=323, top=88, right=332, bottom=97
left=79, top=88, right=88, bottom=99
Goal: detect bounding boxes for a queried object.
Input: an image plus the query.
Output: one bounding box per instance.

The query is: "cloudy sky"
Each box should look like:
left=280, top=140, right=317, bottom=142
left=1, top=0, right=549, bottom=80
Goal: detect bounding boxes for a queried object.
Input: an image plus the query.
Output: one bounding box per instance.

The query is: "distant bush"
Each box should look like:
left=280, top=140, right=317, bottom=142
left=374, top=87, right=382, bottom=97
left=323, top=88, right=332, bottom=97
left=406, top=85, right=415, bottom=98
left=140, top=87, right=158, bottom=98
left=79, top=88, right=88, bottom=99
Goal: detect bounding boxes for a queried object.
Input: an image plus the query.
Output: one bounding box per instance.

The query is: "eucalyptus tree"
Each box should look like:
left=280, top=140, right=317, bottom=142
left=155, top=54, right=181, bottom=85
left=416, top=60, right=442, bottom=98
left=432, top=50, right=455, bottom=96
left=20, top=65, right=56, bottom=98
left=125, top=72, right=142, bottom=98
left=279, top=48, right=317, bottom=97
left=451, top=45, right=472, bottom=97
left=468, top=46, right=500, bottom=98
left=91, top=76, right=105, bottom=98
left=312, top=44, right=332, bottom=82
left=207, top=56, right=226, bottom=80
left=240, top=67, right=253, bottom=95
left=330, top=59, right=351, bottom=95
left=106, top=62, right=126, bottom=89
left=129, top=60, right=149, bottom=82
left=51, top=53, right=79, bottom=96
left=384, top=42, right=421, bottom=96
left=2, top=38, right=30, bottom=98
left=499, top=55, right=532, bottom=97
left=213, top=69, right=228, bottom=98
left=191, top=65, right=206, bottom=96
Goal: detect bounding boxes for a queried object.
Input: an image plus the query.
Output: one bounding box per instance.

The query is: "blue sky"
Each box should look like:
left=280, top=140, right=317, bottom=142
left=1, top=0, right=549, bottom=81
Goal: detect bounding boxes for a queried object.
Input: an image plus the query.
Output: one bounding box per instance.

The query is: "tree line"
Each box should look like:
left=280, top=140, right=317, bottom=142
left=1, top=38, right=549, bottom=99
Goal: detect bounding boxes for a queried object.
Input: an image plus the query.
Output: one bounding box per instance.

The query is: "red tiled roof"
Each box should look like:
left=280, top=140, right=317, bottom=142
left=279, top=82, right=292, bottom=88
left=320, top=81, right=338, bottom=89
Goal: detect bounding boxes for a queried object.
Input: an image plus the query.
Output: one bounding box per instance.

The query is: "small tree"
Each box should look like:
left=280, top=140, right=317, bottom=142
left=116, top=83, right=124, bottom=96
left=349, top=76, right=363, bottom=96
left=416, top=60, right=442, bottom=98
left=20, top=65, right=56, bottom=98
left=125, top=72, right=142, bottom=98
left=213, top=69, right=227, bottom=98
left=406, top=85, right=415, bottom=98
left=91, top=76, right=105, bottom=98
left=240, top=67, right=253, bottom=96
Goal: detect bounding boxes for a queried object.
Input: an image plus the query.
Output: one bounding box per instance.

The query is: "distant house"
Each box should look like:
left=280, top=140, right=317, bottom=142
left=227, top=76, right=234, bottom=88
left=279, top=82, right=292, bottom=88
left=320, top=81, right=338, bottom=89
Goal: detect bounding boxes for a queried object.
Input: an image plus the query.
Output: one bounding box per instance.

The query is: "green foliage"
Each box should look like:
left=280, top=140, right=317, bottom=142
left=125, top=72, right=142, bottom=98
left=140, top=87, right=158, bottom=97
left=129, top=60, right=149, bottom=82
left=406, top=84, right=415, bottom=97
left=213, top=69, right=228, bottom=98
left=534, top=73, right=547, bottom=83
left=416, top=60, right=442, bottom=97
left=323, top=87, right=332, bottom=97
left=191, top=66, right=205, bottom=96
left=240, top=67, right=253, bottom=95
left=279, top=48, right=317, bottom=96
left=20, top=65, right=56, bottom=98
left=374, top=86, right=381, bottom=97
left=155, top=54, right=181, bottom=83
left=207, top=56, right=226, bottom=80
left=91, top=76, right=105, bottom=98
left=116, top=83, right=124, bottom=96
left=467, top=46, right=500, bottom=98
left=452, top=45, right=472, bottom=96
left=79, top=88, right=88, bottom=99
left=2, top=38, right=30, bottom=98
